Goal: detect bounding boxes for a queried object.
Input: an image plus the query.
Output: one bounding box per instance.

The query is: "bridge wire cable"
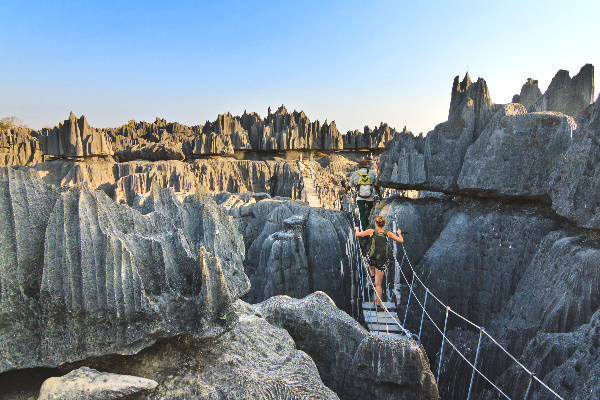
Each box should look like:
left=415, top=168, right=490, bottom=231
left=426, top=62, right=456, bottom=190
left=397, top=237, right=563, bottom=399
left=346, top=197, right=563, bottom=400
left=347, top=198, right=411, bottom=337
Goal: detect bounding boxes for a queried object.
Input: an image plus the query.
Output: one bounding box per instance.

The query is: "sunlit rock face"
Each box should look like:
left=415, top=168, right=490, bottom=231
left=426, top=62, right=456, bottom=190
left=512, top=78, right=543, bottom=108
left=379, top=73, right=502, bottom=193
left=529, top=64, right=595, bottom=118
left=43, top=112, right=114, bottom=158
left=458, top=108, right=575, bottom=198
left=0, top=168, right=248, bottom=373
left=0, top=127, right=45, bottom=167
left=380, top=66, right=598, bottom=230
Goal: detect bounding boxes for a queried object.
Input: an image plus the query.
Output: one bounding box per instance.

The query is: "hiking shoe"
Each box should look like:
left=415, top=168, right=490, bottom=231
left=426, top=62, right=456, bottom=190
left=376, top=304, right=385, bottom=312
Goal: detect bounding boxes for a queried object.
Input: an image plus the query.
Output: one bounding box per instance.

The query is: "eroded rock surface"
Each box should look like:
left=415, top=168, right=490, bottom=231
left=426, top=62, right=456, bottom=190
left=529, top=64, right=595, bottom=117
left=0, top=168, right=249, bottom=373
left=43, top=113, right=114, bottom=158
left=218, top=194, right=354, bottom=311
left=258, top=292, right=439, bottom=400
left=37, top=367, right=157, bottom=400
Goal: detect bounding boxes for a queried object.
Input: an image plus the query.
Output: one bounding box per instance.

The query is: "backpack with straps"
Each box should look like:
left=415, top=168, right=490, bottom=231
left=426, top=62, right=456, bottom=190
left=369, top=229, right=389, bottom=266
left=356, top=169, right=373, bottom=199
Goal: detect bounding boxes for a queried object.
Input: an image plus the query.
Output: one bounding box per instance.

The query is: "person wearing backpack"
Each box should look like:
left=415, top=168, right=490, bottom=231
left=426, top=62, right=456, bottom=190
left=355, top=216, right=403, bottom=311
left=341, top=159, right=381, bottom=230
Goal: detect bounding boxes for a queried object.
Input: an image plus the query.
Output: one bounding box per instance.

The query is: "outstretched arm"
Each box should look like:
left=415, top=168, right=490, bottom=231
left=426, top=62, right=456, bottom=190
left=374, top=184, right=382, bottom=198
left=355, top=227, right=374, bottom=237
left=341, top=185, right=350, bottom=196
left=387, top=229, right=404, bottom=243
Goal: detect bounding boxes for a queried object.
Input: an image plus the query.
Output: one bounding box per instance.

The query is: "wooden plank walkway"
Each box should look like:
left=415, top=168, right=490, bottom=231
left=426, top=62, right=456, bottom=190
left=362, top=301, right=407, bottom=338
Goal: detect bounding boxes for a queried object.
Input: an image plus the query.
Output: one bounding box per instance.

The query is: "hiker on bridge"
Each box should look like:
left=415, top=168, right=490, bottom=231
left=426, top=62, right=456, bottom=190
left=355, top=216, right=403, bottom=311
left=341, top=159, right=381, bottom=230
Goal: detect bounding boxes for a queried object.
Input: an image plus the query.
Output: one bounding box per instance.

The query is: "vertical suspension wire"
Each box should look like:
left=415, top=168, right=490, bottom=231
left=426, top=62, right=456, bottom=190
left=418, top=290, right=429, bottom=343
left=437, top=306, right=450, bottom=384
left=524, top=373, right=536, bottom=400
left=403, top=273, right=415, bottom=327
left=467, top=328, right=484, bottom=400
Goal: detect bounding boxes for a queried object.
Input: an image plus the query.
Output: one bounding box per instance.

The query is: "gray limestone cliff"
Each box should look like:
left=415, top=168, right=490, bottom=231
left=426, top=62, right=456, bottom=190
left=379, top=65, right=600, bottom=230
left=0, top=168, right=249, bottom=374
left=374, top=193, right=600, bottom=399
left=216, top=194, right=354, bottom=312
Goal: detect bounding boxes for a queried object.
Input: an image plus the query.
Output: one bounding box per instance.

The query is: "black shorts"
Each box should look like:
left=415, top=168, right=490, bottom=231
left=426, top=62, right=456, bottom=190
left=371, top=262, right=388, bottom=272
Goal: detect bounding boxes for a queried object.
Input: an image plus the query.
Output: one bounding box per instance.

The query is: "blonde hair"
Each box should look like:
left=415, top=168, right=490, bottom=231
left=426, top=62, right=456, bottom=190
left=374, top=216, right=385, bottom=228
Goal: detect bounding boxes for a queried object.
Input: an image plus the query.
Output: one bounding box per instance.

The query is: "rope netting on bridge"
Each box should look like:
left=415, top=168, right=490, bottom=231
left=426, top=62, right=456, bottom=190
left=343, top=198, right=564, bottom=400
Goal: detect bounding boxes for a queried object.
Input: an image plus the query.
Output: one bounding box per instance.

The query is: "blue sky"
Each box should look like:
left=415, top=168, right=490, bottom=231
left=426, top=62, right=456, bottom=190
left=2, top=0, right=598, bottom=135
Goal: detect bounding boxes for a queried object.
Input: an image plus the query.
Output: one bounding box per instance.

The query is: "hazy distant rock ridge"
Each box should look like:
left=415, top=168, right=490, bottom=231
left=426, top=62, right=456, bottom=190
left=43, top=112, right=114, bottom=158
left=104, top=117, right=199, bottom=160
left=343, top=122, right=401, bottom=150
left=529, top=64, right=594, bottom=117
left=194, top=105, right=345, bottom=154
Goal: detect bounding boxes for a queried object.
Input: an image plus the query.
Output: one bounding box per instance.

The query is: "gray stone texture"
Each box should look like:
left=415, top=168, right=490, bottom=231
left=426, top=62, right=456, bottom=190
left=218, top=195, right=354, bottom=311
left=379, top=65, right=599, bottom=230
left=378, top=194, right=600, bottom=399
left=37, top=367, right=157, bottom=400
left=0, top=170, right=249, bottom=373
left=44, top=113, right=114, bottom=158
left=28, top=158, right=303, bottom=206
left=458, top=108, right=575, bottom=198
left=45, top=301, right=340, bottom=400
left=258, top=292, right=439, bottom=400
left=529, top=64, right=595, bottom=117
left=379, top=73, right=501, bottom=193
left=0, top=167, right=60, bottom=373
left=512, top=78, right=543, bottom=108
left=0, top=127, right=45, bottom=166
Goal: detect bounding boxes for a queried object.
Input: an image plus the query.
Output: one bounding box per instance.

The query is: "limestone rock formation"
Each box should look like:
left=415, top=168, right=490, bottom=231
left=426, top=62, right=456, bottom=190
left=218, top=195, right=354, bottom=311
left=548, top=96, right=600, bottom=229
left=115, top=142, right=185, bottom=162
left=0, top=128, right=45, bottom=166
left=379, top=65, right=600, bottom=231
left=194, top=112, right=252, bottom=154
left=458, top=107, right=574, bottom=198
left=529, top=64, right=595, bottom=117
left=0, top=171, right=249, bottom=373
left=512, top=78, right=543, bottom=108
left=29, top=158, right=303, bottom=206
left=104, top=117, right=198, bottom=160
left=258, top=292, right=439, bottom=399
left=37, top=367, right=157, bottom=400
left=379, top=72, right=502, bottom=192
left=0, top=167, right=60, bottom=374
left=192, top=105, right=345, bottom=153
left=43, top=113, right=114, bottom=158
left=343, top=123, right=399, bottom=150
left=58, top=300, right=341, bottom=400
left=373, top=195, right=600, bottom=399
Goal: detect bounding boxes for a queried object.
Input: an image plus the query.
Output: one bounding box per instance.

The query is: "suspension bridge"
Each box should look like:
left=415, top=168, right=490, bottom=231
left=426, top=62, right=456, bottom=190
left=343, top=199, right=564, bottom=400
